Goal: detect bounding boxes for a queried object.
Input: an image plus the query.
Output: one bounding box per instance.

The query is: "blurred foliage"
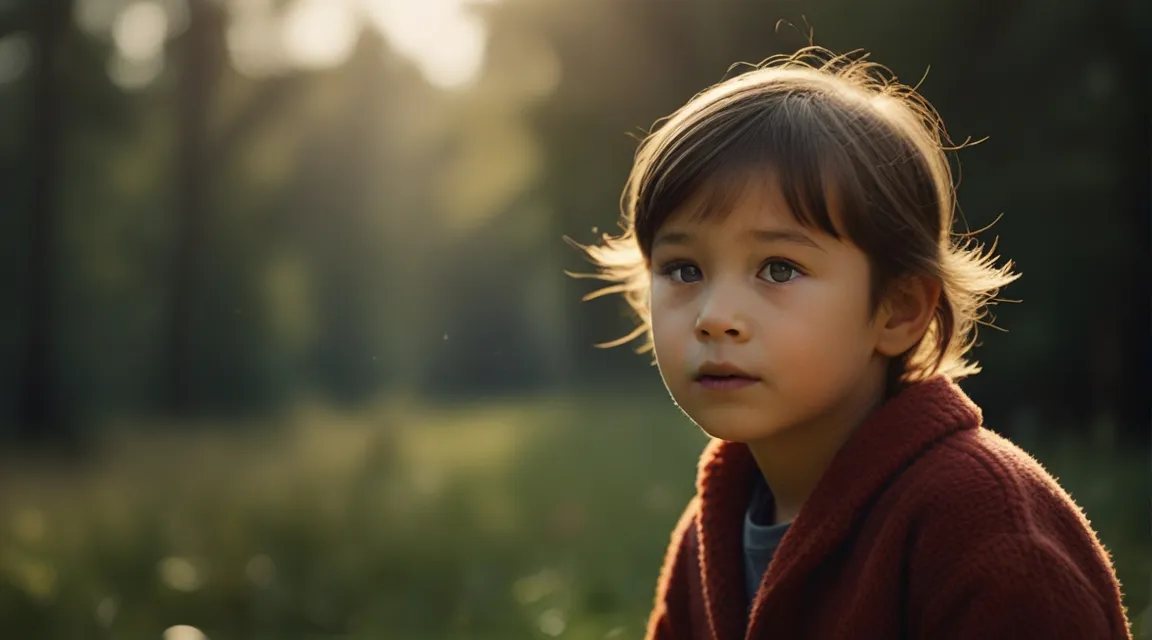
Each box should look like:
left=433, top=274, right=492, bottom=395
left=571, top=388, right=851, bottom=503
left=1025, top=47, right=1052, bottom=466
left=1, top=391, right=1148, bottom=639
left=0, top=0, right=1145, bottom=434
left=0, top=0, right=1148, bottom=636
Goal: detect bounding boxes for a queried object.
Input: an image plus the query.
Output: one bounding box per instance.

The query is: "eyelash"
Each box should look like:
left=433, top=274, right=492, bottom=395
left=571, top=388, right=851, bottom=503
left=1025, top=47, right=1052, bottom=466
left=656, top=259, right=806, bottom=284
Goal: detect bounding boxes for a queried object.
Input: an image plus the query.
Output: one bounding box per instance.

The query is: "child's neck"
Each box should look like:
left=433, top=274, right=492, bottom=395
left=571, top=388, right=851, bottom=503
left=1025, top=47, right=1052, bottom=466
left=746, top=371, right=888, bottom=524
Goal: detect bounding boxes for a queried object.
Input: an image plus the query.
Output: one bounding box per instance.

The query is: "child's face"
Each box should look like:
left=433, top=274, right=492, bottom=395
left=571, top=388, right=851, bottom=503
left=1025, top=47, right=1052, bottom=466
left=648, top=182, right=887, bottom=443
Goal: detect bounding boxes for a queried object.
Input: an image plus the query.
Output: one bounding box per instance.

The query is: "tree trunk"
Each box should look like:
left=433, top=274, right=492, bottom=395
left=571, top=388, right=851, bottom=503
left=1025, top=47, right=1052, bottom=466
left=17, top=0, right=71, bottom=444
left=164, top=0, right=223, bottom=415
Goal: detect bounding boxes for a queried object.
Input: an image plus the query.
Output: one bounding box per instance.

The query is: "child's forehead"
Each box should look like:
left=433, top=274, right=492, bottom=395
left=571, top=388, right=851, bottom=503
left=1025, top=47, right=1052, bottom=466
left=664, top=196, right=795, bottom=234
left=660, top=172, right=847, bottom=238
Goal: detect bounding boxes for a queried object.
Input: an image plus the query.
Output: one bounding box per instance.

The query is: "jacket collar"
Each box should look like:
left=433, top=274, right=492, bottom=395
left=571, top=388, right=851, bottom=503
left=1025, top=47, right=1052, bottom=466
left=692, top=375, right=983, bottom=639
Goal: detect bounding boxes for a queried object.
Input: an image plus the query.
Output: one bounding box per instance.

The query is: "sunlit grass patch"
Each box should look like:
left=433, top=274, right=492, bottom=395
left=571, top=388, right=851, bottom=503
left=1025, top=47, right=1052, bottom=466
left=0, top=389, right=1145, bottom=639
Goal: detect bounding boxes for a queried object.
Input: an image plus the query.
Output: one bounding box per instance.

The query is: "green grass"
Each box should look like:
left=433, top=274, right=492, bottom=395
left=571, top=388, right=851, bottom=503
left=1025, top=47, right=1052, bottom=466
left=0, top=391, right=1147, bottom=639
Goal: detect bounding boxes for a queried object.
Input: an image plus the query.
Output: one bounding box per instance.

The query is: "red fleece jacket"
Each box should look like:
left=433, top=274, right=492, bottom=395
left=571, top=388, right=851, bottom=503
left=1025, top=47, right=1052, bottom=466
left=646, top=376, right=1131, bottom=639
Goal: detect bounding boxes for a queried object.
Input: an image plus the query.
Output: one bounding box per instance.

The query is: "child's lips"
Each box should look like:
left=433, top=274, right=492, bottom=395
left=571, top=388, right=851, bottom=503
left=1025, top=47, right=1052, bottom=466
left=695, top=361, right=758, bottom=380
left=695, top=375, right=760, bottom=391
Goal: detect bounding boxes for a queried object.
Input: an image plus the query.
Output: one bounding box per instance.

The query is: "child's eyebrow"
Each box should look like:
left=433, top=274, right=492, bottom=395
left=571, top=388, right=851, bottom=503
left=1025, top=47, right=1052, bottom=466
left=653, top=228, right=825, bottom=252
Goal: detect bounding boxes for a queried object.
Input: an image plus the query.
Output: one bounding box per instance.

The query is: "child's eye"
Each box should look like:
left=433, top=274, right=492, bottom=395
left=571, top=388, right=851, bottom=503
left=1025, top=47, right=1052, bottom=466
left=759, top=260, right=803, bottom=284
left=660, top=262, right=704, bottom=284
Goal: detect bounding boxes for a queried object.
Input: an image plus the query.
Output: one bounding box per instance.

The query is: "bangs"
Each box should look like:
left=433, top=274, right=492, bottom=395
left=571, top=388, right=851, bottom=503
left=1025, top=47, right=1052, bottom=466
left=672, top=163, right=848, bottom=240
left=632, top=89, right=875, bottom=259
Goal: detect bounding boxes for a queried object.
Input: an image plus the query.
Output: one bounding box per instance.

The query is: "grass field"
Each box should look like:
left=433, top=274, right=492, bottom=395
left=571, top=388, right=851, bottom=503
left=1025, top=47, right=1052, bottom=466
left=1, top=391, right=1148, bottom=639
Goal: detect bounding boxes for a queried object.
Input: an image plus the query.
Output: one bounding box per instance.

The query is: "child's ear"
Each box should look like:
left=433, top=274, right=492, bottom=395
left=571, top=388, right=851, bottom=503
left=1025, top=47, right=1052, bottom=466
left=875, top=276, right=942, bottom=358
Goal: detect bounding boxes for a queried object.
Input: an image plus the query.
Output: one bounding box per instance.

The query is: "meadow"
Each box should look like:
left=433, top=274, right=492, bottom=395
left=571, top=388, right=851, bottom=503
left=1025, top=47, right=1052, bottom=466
left=2, top=390, right=1147, bottom=639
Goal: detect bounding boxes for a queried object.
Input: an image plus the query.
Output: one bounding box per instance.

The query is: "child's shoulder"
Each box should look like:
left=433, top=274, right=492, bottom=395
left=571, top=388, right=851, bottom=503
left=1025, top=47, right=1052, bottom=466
left=914, top=424, right=1076, bottom=512
left=898, top=423, right=1100, bottom=552
left=897, top=425, right=1127, bottom=636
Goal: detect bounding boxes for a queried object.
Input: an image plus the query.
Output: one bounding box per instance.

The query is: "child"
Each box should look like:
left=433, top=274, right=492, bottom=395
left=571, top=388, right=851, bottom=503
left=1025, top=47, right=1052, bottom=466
left=572, top=47, right=1131, bottom=639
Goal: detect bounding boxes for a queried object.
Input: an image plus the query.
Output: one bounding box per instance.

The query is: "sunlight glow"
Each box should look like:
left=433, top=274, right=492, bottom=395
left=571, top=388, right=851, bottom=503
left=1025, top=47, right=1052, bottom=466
left=108, top=51, right=165, bottom=90
left=163, top=626, right=208, bottom=640
left=244, top=554, right=277, bottom=587
left=538, top=608, right=567, bottom=637
left=363, top=0, right=493, bottom=89
left=95, top=597, right=118, bottom=628
left=112, top=1, right=168, bottom=62
left=281, top=0, right=360, bottom=70
left=221, top=0, right=497, bottom=88
left=225, top=0, right=286, bottom=78
left=75, top=0, right=125, bottom=36
left=157, top=556, right=204, bottom=592
left=77, top=0, right=188, bottom=38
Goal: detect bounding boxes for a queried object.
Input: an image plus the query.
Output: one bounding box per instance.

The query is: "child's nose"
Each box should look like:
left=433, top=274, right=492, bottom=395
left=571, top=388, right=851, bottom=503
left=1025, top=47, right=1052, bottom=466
left=695, top=308, right=751, bottom=342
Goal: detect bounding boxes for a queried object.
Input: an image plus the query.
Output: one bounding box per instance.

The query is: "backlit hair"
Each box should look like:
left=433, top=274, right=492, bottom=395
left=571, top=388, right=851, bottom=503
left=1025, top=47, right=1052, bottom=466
left=570, top=47, right=1020, bottom=384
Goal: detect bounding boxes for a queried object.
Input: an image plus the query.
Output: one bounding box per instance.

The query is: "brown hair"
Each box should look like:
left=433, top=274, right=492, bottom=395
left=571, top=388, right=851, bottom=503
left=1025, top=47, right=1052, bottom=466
left=569, top=47, right=1020, bottom=384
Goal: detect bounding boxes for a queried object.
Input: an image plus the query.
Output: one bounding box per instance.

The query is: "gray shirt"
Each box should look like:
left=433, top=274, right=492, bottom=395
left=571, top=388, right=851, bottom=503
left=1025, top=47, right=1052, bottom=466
left=744, top=474, right=792, bottom=606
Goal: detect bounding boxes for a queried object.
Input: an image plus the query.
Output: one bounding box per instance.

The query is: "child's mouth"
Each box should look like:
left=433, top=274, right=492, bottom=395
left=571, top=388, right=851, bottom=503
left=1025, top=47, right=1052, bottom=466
left=696, top=374, right=759, bottom=391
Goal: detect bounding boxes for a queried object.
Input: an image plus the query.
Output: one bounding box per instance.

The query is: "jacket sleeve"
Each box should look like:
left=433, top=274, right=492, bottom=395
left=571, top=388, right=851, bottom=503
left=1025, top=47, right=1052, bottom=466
left=914, top=532, right=1132, bottom=639
left=644, top=497, right=699, bottom=640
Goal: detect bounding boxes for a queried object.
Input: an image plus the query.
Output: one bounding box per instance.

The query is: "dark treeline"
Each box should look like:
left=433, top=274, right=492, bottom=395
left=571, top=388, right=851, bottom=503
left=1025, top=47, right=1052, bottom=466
left=1, top=0, right=1148, bottom=445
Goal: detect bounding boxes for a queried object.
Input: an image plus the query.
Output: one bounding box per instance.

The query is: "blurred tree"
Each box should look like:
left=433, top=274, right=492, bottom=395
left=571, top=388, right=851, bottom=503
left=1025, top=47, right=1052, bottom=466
left=0, top=0, right=1143, bottom=442
left=163, top=0, right=305, bottom=416
left=164, top=0, right=223, bottom=415
left=17, top=0, right=71, bottom=444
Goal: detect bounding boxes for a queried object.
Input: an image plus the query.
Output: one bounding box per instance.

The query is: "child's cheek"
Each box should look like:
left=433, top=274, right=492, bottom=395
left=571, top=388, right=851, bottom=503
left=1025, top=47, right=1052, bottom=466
left=650, top=312, right=684, bottom=374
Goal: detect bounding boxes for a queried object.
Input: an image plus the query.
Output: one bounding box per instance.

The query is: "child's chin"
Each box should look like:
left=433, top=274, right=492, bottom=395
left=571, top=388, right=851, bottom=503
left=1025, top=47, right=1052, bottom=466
left=689, top=409, right=781, bottom=443
left=700, top=427, right=777, bottom=443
